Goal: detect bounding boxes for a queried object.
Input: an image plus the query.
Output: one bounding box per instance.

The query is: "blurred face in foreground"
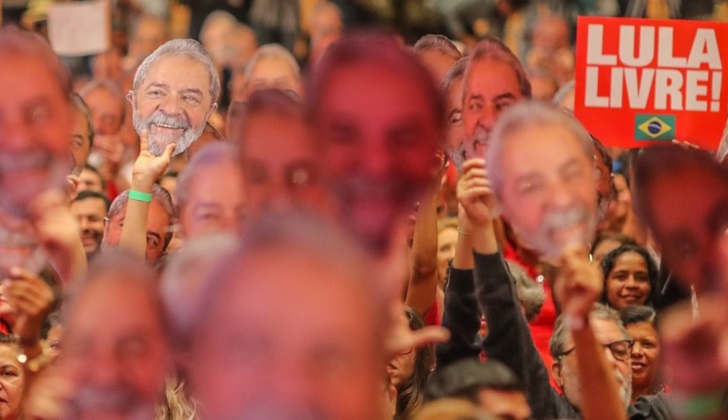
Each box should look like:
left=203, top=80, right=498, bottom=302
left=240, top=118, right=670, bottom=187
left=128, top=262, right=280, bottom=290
left=643, top=164, right=728, bottom=294
left=179, top=160, right=246, bottom=239
left=316, top=61, right=441, bottom=252
left=239, top=111, right=322, bottom=217
left=189, top=247, right=382, bottom=419
left=0, top=48, right=72, bottom=216
left=62, top=274, right=168, bottom=419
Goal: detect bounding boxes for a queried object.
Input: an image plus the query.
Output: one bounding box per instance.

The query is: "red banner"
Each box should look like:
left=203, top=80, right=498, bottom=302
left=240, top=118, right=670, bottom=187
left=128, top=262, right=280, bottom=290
left=574, top=17, right=728, bottom=150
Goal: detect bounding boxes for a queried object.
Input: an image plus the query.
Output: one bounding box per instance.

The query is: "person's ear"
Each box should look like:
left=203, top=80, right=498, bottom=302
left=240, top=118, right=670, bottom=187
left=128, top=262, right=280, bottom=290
left=126, top=90, right=136, bottom=108
left=551, top=361, right=564, bottom=387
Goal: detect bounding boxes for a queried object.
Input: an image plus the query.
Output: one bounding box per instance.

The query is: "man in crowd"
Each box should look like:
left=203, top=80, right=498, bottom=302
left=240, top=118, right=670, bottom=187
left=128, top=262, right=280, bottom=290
left=175, top=142, right=246, bottom=239
left=70, top=191, right=110, bottom=261
left=425, top=358, right=532, bottom=420
left=80, top=80, right=127, bottom=140
left=77, top=165, right=106, bottom=194
left=128, top=38, right=220, bottom=157
left=101, top=185, right=175, bottom=265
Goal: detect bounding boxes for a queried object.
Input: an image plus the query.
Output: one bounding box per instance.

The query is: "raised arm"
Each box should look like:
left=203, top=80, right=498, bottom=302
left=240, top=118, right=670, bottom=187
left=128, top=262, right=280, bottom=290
left=554, top=245, right=628, bottom=420
left=435, top=203, right=483, bottom=369
left=460, top=158, right=557, bottom=416
left=405, top=188, right=440, bottom=317
left=119, top=131, right=174, bottom=259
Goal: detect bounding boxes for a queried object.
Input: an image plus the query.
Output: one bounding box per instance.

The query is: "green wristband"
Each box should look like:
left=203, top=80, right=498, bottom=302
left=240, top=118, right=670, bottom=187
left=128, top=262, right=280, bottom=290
left=128, top=190, right=153, bottom=203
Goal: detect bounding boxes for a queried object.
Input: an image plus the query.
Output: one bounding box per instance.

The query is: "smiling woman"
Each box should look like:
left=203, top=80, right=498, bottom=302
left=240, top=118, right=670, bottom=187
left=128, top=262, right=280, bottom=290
left=600, top=244, right=658, bottom=310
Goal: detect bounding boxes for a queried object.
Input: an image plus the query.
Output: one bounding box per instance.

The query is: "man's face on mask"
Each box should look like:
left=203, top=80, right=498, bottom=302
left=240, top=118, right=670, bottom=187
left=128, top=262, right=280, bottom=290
left=0, top=52, right=72, bottom=216
left=130, top=55, right=215, bottom=157
left=462, top=57, right=523, bottom=161
left=497, top=123, right=598, bottom=262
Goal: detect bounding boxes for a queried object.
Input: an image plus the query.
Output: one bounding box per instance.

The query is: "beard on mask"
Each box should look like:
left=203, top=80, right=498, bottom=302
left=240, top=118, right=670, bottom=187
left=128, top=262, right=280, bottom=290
left=465, top=125, right=489, bottom=161
left=0, top=151, right=72, bottom=218
left=518, top=203, right=597, bottom=263
left=132, top=109, right=206, bottom=157
left=447, top=141, right=467, bottom=173
left=68, top=383, right=153, bottom=420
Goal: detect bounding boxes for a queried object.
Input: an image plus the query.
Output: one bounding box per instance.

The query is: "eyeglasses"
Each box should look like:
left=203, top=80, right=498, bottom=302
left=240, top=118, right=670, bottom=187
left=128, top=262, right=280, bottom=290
left=559, top=339, right=634, bottom=362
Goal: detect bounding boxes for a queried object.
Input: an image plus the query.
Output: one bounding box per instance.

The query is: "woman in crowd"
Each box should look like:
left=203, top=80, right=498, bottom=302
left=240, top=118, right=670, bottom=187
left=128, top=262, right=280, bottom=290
left=601, top=244, right=658, bottom=309
left=0, top=335, right=26, bottom=420
left=620, top=306, right=664, bottom=400
left=389, top=307, right=435, bottom=419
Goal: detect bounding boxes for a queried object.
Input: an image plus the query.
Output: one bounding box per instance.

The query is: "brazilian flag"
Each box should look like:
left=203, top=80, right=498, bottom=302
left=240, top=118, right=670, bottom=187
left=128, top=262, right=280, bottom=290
left=635, top=114, right=675, bottom=141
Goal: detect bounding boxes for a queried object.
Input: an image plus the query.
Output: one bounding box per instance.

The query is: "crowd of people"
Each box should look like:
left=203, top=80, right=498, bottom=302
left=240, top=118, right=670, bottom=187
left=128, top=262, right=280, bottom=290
left=1, top=0, right=728, bottom=419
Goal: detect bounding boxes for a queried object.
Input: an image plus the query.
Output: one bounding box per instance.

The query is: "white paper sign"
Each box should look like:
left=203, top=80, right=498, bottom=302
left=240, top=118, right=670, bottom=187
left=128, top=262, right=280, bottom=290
left=48, top=0, right=110, bottom=57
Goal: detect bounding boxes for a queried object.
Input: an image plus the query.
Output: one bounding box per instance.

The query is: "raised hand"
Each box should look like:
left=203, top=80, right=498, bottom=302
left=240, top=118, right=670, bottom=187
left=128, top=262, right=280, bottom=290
left=456, top=158, right=496, bottom=227
left=28, top=190, right=86, bottom=282
left=93, top=133, right=125, bottom=180
left=132, top=130, right=175, bottom=190
left=554, top=243, right=603, bottom=325
left=3, top=267, right=54, bottom=345
left=385, top=302, right=450, bottom=357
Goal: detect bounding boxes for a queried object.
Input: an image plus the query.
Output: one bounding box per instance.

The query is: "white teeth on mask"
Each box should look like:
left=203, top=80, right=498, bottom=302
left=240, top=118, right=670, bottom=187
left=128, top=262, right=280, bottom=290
left=546, top=207, right=585, bottom=230
left=154, top=123, right=181, bottom=129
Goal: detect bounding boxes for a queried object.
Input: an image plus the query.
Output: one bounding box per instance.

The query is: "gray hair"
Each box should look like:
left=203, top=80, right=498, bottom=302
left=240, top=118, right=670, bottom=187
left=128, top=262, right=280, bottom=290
left=550, top=303, right=629, bottom=359
left=175, top=142, right=240, bottom=212
left=70, top=92, right=95, bottom=148
left=486, top=100, right=595, bottom=197
left=413, top=34, right=463, bottom=61
left=466, top=37, right=531, bottom=99
left=108, top=184, right=176, bottom=249
left=441, top=57, right=469, bottom=95
left=509, top=261, right=545, bottom=321
left=243, top=43, right=301, bottom=87
left=133, top=39, right=220, bottom=103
